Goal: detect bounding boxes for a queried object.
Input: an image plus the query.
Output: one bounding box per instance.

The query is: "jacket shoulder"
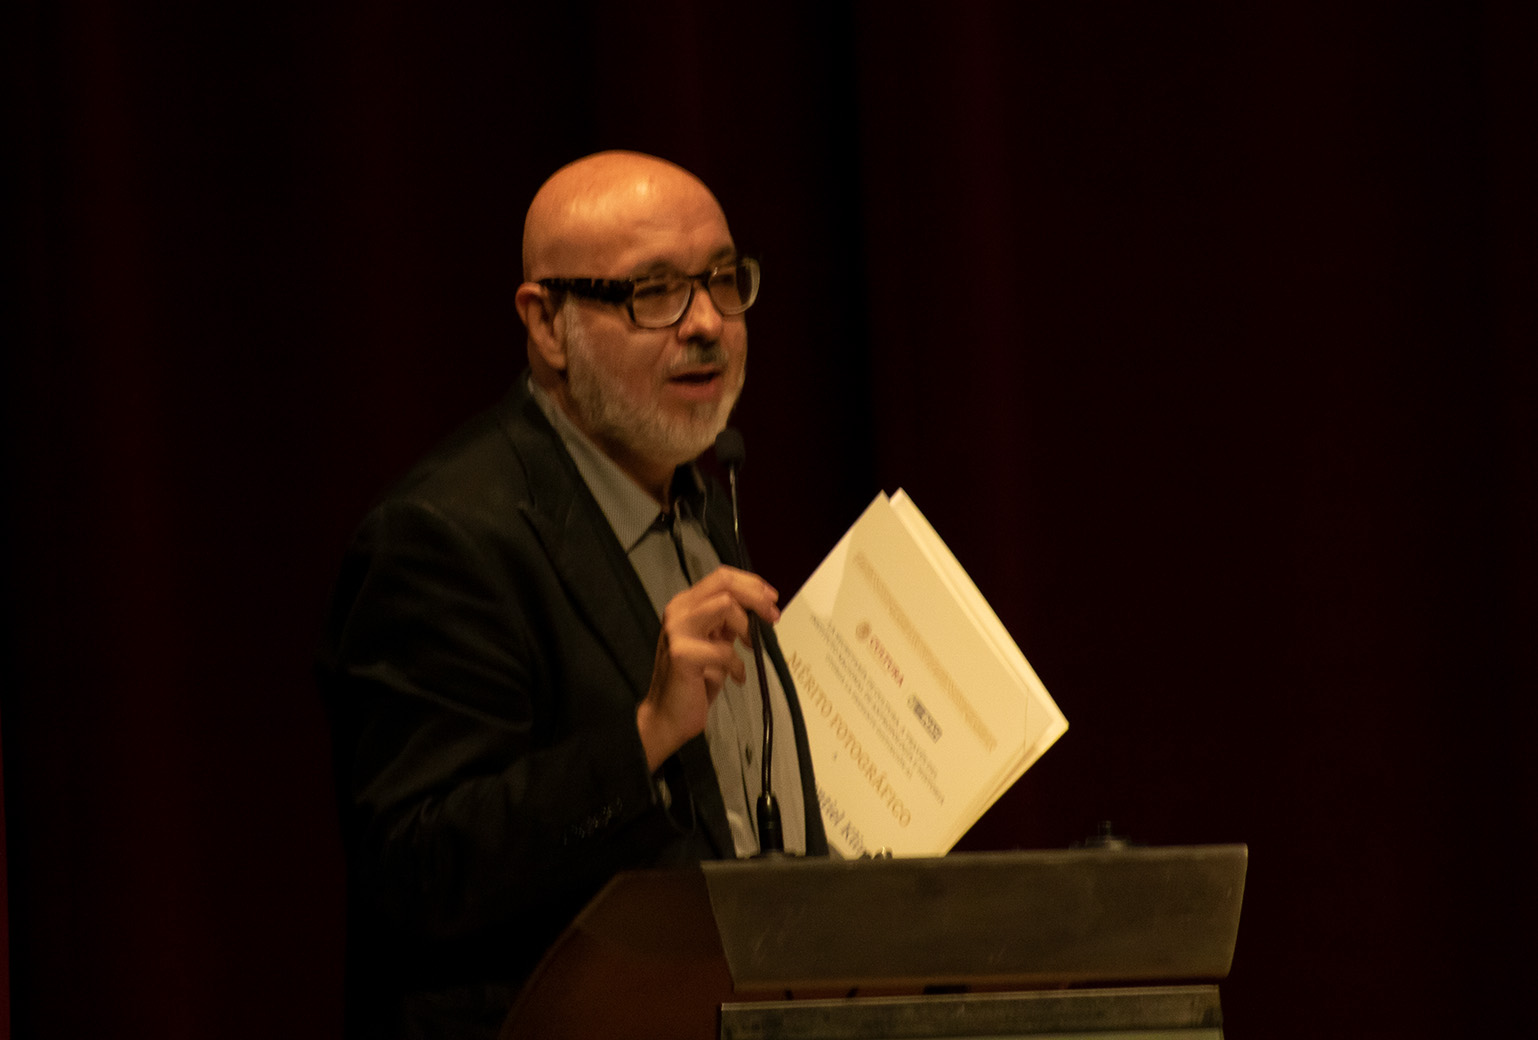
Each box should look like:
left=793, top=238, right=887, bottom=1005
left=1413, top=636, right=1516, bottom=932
left=379, top=385, right=569, bottom=528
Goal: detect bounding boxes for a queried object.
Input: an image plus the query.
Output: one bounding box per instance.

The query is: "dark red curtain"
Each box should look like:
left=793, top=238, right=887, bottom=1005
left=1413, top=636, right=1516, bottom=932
left=5, top=3, right=1534, bottom=1038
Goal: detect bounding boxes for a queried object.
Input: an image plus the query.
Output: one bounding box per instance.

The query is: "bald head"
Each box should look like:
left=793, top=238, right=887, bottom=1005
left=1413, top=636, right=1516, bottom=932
left=512, top=152, right=749, bottom=501
left=522, top=152, right=731, bottom=282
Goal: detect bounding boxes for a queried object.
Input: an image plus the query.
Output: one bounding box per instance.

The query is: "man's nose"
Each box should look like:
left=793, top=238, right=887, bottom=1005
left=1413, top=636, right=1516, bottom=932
left=676, top=280, right=724, bottom=339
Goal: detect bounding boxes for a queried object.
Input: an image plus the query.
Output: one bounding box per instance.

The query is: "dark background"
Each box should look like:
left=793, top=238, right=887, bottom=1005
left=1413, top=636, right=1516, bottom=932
left=5, top=2, right=1534, bottom=1037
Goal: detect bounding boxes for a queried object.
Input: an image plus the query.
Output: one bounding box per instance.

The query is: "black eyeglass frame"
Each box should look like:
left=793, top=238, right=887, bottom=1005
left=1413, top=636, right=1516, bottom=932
left=537, top=256, right=760, bottom=329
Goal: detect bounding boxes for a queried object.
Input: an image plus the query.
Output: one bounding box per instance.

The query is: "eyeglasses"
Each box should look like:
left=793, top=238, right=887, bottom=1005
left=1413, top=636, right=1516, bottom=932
left=538, top=257, right=760, bottom=329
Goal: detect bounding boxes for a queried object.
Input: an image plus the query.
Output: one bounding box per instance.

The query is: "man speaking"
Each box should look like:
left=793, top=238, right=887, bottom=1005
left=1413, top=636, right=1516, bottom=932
left=319, top=151, right=827, bottom=1039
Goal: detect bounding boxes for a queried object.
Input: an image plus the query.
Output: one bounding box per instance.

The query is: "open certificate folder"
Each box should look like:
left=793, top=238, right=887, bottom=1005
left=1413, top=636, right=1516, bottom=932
left=776, top=491, right=1067, bottom=858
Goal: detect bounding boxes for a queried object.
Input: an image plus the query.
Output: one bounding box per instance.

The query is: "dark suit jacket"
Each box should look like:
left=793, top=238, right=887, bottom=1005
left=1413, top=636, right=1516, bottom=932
left=319, top=377, right=826, bottom=1039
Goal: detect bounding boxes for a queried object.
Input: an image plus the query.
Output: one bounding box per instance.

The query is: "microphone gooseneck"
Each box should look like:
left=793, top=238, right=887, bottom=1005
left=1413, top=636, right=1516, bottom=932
left=713, top=428, right=784, bottom=855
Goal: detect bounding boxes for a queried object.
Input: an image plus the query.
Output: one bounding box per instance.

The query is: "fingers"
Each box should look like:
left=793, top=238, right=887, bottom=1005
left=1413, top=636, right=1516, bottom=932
left=657, top=567, right=779, bottom=659
left=684, top=640, right=746, bottom=687
left=661, top=630, right=745, bottom=687
left=671, top=565, right=780, bottom=626
left=636, top=566, right=779, bottom=771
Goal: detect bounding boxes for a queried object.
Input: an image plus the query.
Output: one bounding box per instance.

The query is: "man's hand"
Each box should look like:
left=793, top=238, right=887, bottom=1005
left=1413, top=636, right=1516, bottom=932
left=636, top=566, right=781, bottom=772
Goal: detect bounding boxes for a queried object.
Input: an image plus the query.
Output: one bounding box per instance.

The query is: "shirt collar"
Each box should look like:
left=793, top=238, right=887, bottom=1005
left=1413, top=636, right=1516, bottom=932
left=530, top=378, right=706, bottom=552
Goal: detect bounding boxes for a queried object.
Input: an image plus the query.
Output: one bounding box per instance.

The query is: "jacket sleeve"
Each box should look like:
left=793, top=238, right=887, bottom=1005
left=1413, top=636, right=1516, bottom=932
left=322, top=495, right=690, bottom=948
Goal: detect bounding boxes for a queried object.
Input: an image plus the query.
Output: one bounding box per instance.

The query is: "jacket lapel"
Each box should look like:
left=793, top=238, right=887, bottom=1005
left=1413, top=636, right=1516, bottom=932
left=497, top=383, right=734, bottom=858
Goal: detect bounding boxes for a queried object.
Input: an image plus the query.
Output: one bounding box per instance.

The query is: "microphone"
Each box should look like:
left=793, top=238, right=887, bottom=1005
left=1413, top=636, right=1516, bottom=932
left=713, top=428, right=784, bottom=855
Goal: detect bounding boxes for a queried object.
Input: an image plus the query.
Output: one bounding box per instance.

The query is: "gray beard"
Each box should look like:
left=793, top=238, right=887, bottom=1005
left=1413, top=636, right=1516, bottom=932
left=562, top=315, right=743, bottom=470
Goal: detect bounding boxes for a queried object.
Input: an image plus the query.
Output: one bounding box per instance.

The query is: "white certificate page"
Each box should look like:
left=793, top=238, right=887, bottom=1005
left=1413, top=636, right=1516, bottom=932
left=777, top=492, right=1067, bottom=857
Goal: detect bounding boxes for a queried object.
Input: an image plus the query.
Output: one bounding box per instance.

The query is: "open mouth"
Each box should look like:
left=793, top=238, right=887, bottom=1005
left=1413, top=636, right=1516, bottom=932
left=668, top=367, right=722, bottom=386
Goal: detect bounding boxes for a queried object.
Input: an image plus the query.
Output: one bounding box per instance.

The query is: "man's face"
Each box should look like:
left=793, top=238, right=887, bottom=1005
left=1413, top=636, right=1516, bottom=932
left=556, top=186, right=747, bottom=476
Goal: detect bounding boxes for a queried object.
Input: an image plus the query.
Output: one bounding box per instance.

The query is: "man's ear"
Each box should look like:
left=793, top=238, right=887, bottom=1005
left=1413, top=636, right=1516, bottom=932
left=515, top=282, right=567, bottom=372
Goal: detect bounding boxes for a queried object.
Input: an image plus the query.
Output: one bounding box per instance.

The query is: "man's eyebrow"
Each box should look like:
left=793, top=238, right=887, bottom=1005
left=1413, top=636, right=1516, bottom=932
left=628, top=248, right=740, bottom=280
left=628, top=261, right=675, bottom=280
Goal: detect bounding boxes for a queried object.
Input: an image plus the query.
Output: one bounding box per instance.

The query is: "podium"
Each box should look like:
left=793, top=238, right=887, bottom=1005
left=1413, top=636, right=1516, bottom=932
left=502, top=845, right=1247, bottom=1040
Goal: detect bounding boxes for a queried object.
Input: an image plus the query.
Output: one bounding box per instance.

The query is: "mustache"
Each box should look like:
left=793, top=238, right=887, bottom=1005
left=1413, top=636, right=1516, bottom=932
left=673, top=341, right=729, bottom=369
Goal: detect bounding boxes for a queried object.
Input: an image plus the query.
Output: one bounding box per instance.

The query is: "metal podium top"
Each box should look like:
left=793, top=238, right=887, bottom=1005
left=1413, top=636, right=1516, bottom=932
left=701, top=845, right=1247, bottom=990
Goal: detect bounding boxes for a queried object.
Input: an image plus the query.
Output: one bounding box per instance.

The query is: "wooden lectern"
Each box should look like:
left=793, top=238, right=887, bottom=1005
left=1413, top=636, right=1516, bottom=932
left=501, top=844, right=1247, bottom=1040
